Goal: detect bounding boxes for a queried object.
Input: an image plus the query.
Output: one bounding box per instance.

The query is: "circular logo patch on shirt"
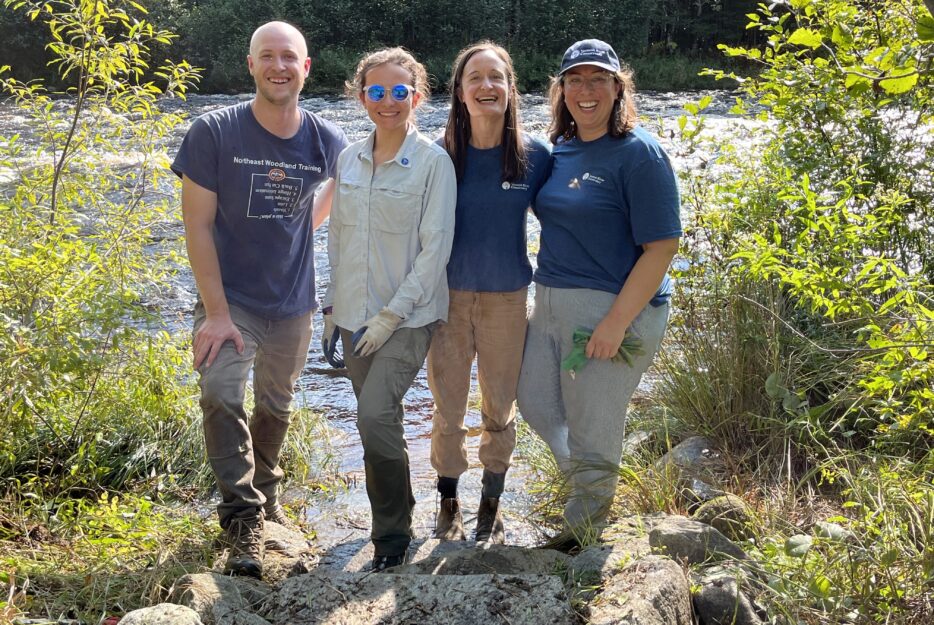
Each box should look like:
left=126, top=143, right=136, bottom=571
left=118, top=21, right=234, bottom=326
left=582, top=172, right=590, bottom=180
left=401, top=157, right=410, bottom=165
left=502, top=181, right=511, bottom=190
left=268, top=168, right=286, bottom=182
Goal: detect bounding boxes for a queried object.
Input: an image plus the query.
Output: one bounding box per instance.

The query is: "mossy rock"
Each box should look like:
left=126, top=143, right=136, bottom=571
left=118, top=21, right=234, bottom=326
left=691, top=495, right=755, bottom=541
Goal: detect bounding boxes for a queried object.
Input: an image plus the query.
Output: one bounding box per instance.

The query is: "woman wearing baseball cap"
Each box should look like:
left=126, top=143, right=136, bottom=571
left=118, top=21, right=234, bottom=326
left=517, top=39, right=682, bottom=549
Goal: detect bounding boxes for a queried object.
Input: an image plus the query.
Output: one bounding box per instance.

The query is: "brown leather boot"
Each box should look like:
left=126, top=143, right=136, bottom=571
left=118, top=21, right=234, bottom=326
left=475, top=497, right=505, bottom=544
left=434, top=497, right=466, bottom=540
left=223, top=515, right=264, bottom=578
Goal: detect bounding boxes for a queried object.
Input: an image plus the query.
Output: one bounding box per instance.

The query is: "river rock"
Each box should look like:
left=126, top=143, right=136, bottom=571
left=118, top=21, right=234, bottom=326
left=258, top=571, right=576, bottom=625
left=119, top=603, right=203, bottom=625
left=170, top=573, right=272, bottom=625
left=693, top=568, right=765, bottom=625
left=649, top=516, right=748, bottom=563
left=587, top=555, right=693, bottom=625
left=654, top=436, right=728, bottom=507
left=692, top=494, right=755, bottom=541
left=393, top=542, right=570, bottom=575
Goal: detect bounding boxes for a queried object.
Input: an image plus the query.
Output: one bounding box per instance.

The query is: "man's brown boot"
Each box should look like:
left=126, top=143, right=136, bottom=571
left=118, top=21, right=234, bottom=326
left=223, top=515, right=265, bottom=578
left=475, top=497, right=505, bottom=544
left=434, top=497, right=466, bottom=540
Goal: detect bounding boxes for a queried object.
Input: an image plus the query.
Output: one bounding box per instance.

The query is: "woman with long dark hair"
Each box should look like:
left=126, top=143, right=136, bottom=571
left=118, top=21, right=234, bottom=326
left=427, top=41, right=551, bottom=544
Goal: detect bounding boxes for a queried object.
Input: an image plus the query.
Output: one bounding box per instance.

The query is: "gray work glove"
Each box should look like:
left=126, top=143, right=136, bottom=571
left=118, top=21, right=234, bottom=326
left=352, top=308, right=402, bottom=357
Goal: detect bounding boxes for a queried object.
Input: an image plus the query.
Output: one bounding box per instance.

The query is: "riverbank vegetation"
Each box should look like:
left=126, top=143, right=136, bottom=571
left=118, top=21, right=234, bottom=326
left=524, top=1, right=934, bottom=623
left=1, top=0, right=932, bottom=623
left=0, top=1, right=337, bottom=619
left=0, top=0, right=756, bottom=93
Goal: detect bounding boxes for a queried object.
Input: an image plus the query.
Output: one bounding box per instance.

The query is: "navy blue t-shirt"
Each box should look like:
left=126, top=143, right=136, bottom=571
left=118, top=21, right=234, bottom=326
left=171, top=102, right=347, bottom=319
left=533, top=126, right=681, bottom=305
left=443, top=135, right=552, bottom=292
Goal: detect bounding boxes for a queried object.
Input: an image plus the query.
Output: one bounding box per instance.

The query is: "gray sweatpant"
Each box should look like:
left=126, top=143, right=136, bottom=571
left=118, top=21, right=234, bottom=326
left=517, top=285, right=669, bottom=535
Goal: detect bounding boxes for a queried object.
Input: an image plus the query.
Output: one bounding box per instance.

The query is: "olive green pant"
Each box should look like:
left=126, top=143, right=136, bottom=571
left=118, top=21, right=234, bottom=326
left=195, top=301, right=313, bottom=529
left=341, top=325, right=433, bottom=557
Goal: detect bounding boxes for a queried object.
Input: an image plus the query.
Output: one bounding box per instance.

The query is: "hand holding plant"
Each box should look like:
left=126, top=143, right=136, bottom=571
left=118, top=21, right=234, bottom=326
left=561, top=327, right=644, bottom=376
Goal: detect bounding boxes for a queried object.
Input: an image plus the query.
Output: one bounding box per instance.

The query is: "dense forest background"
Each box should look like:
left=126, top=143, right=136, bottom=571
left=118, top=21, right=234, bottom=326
left=0, top=0, right=759, bottom=91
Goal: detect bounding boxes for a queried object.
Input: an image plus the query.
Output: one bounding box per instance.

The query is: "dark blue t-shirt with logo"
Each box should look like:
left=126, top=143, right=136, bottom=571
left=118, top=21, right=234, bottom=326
left=171, top=101, right=347, bottom=319
left=533, top=126, right=681, bottom=305
left=442, top=135, right=552, bottom=292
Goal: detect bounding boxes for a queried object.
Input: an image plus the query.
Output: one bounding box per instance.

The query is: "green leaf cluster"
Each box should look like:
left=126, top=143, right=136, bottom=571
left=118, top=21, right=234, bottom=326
left=560, top=327, right=645, bottom=375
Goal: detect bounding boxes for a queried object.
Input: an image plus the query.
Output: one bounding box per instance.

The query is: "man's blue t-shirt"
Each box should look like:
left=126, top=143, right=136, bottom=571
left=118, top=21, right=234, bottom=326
left=533, top=126, right=681, bottom=305
left=444, top=135, right=552, bottom=292
left=171, top=102, right=347, bottom=320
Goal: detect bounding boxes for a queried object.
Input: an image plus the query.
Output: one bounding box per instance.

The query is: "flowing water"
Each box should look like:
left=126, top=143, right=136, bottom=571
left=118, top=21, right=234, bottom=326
left=4, top=90, right=749, bottom=555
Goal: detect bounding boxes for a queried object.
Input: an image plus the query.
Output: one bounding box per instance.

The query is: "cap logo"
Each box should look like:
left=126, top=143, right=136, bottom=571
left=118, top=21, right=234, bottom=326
left=502, top=181, right=511, bottom=190
left=570, top=50, right=581, bottom=59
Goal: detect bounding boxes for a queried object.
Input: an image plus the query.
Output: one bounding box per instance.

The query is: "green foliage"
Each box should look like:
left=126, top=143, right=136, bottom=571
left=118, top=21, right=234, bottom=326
left=0, top=0, right=204, bottom=498
left=657, top=1, right=934, bottom=621
left=0, top=492, right=215, bottom=620
left=2, top=0, right=756, bottom=92
left=748, top=455, right=934, bottom=623
left=668, top=0, right=934, bottom=462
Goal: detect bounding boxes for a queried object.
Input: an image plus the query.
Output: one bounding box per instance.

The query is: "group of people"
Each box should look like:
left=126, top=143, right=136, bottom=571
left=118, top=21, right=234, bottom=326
left=172, top=21, right=681, bottom=579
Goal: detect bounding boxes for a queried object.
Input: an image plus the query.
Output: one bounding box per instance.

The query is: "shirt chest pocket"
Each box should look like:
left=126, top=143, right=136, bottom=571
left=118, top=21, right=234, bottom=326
left=369, top=181, right=424, bottom=234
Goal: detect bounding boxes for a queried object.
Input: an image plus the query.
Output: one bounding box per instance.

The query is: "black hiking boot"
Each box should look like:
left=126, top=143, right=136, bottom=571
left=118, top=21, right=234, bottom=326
left=371, top=552, right=407, bottom=572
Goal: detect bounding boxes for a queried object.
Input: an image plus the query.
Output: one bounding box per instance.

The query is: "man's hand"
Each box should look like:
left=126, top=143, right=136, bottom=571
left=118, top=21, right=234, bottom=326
left=353, top=308, right=402, bottom=357
left=585, top=315, right=628, bottom=361
left=194, top=313, right=244, bottom=369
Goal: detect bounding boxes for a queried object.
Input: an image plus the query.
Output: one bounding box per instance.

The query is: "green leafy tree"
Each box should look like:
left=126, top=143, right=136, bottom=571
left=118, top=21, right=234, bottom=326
left=0, top=0, right=203, bottom=497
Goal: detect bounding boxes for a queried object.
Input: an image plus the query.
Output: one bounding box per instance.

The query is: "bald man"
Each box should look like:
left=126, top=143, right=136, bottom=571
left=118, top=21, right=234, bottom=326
left=171, top=21, right=347, bottom=578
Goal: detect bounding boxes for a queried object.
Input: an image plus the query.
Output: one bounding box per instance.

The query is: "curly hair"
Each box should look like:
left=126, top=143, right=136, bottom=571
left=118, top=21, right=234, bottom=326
left=345, top=47, right=430, bottom=106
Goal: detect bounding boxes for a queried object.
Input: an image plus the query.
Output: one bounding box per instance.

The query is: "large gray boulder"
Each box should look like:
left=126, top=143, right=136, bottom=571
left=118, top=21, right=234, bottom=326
left=587, top=555, right=693, bottom=625
left=170, top=573, right=273, bottom=625
left=393, top=542, right=570, bottom=576
left=649, top=516, right=748, bottom=563
left=118, top=603, right=203, bottom=625
left=259, top=571, right=576, bottom=625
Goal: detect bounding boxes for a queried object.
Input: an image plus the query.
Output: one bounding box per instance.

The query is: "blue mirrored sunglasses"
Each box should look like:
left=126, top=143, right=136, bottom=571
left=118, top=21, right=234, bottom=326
left=365, top=84, right=414, bottom=102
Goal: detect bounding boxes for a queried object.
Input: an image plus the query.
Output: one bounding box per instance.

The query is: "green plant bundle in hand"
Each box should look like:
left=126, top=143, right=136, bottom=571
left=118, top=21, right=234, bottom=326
left=561, top=327, right=645, bottom=376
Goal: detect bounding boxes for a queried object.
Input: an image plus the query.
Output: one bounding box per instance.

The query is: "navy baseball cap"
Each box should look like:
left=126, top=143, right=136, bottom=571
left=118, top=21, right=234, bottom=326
left=558, top=39, right=620, bottom=75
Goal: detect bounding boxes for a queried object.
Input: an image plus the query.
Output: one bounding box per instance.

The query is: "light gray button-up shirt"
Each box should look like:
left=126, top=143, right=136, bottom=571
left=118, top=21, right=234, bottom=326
left=323, top=125, right=456, bottom=332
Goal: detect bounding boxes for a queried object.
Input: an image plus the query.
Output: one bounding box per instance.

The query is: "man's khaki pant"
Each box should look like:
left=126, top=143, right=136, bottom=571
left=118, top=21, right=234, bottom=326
left=427, top=288, right=528, bottom=484
left=341, top=325, right=433, bottom=557
left=195, top=301, right=313, bottom=529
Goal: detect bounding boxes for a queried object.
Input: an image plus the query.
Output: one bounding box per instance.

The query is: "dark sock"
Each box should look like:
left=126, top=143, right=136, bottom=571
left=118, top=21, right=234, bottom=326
left=437, top=476, right=458, bottom=500
left=481, top=469, right=507, bottom=499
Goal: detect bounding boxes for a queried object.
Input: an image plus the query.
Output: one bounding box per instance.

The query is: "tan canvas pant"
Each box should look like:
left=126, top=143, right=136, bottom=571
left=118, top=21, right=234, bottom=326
left=427, top=288, right=528, bottom=479
left=194, top=301, right=313, bottom=529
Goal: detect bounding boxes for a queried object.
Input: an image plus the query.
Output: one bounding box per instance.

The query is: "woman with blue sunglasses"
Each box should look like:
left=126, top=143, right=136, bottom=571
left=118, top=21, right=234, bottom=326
left=320, top=47, right=456, bottom=572
left=427, top=42, right=551, bottom=545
